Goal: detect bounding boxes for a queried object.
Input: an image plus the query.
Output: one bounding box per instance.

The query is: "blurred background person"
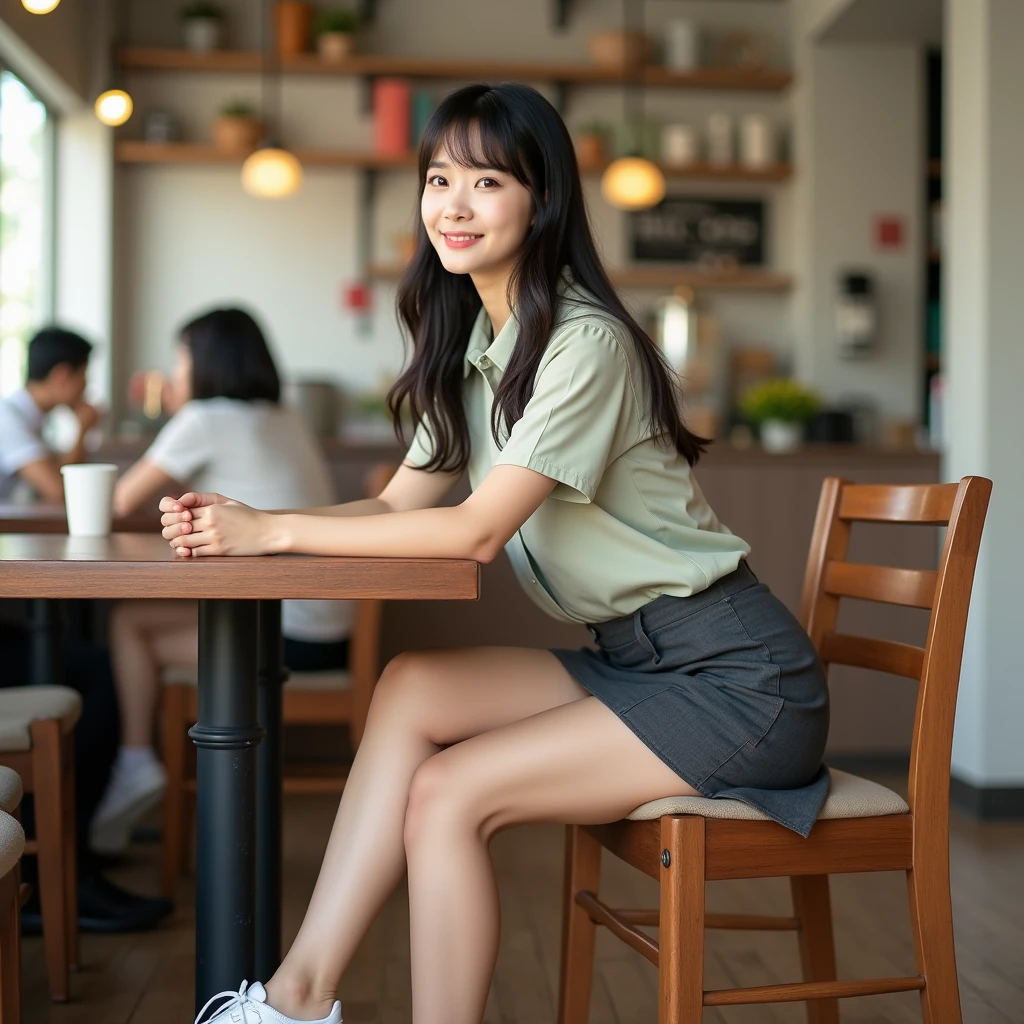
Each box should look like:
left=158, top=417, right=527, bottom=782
left=90, top=306, right=352, bottom=854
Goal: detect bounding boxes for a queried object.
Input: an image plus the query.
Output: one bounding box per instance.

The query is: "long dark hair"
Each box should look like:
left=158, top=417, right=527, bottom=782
left=388, top=83, right=708, bottom=473
left=180, top=307, right=281, bottom=404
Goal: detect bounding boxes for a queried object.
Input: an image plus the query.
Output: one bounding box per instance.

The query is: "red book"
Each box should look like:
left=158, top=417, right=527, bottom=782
left=374, top=78, right=412, bottom=156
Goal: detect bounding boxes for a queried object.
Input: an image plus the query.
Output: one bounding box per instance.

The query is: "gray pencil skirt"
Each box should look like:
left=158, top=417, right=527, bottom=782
left=551, top=561, right=830, bottom=837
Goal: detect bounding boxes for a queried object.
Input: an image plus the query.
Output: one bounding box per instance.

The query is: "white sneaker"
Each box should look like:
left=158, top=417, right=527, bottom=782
left=194, top=981, right=342, bottom=1024
left=89, top=756, right=168, bottom=854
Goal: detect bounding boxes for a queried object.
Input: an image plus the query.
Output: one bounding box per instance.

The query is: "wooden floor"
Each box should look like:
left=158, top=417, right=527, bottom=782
left=22, top=778, right=1024, bottom=1024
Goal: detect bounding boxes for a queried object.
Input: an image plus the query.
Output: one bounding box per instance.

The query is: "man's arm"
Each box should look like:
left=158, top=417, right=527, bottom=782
left=16, top=458, right=64, bottom=503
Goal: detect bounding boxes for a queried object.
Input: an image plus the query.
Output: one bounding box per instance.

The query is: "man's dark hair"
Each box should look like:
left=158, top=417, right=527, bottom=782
left=179, top=307, right=281, bottom=404
left=26, top=327, right=93, bottom=382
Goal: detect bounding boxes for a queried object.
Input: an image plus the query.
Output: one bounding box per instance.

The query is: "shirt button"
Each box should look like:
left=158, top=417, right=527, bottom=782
left=478, top=356, right=491, bottom=368
left=531, top=577, right=538, bottom=584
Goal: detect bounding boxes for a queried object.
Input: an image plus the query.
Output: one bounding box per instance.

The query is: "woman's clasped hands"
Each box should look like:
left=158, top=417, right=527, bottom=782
left=159, top=492, right=279, bottom=558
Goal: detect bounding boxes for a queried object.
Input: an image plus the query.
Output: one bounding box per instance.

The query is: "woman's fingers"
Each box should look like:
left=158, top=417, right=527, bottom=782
left=161, top=520, right=192, bottom=541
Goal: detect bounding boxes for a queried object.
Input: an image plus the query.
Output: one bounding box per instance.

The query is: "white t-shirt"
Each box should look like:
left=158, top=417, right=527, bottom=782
left=0, top=388, right=49, bottom=500
left=144, top=398, right=352, bottom=644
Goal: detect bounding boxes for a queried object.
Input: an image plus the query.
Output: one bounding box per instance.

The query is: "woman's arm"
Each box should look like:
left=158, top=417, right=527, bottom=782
left=114, top=458, right=186, bottom=517
left=167, top=464, right=556, bottom=562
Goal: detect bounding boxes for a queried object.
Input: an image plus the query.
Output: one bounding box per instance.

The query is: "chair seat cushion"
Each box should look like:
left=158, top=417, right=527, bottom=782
left=162, top=667, right=352, bottom=692
left=626, top=768, right=909, bottom=823
left=0, top=767, right=23, bottom=814
left=0, top=686, right=83, bottom=753
left=0, top=810, right=25, bottom=878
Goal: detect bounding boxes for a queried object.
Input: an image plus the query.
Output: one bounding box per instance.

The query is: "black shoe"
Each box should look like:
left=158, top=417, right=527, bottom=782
left=21, top=872, right=174, bottom=934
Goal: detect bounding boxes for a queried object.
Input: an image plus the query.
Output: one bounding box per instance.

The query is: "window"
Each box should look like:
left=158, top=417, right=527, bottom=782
left=0, top=67, right=52, bottom=397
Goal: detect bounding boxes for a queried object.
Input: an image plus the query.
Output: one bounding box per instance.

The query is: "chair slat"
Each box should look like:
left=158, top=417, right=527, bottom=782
left=819, top=632, right=925, bottom=680
left=824, top=561, right=937, bottom=609
left=838, top=483, right=957, bottom=524
left=704, top=975, right=925, bottom=1007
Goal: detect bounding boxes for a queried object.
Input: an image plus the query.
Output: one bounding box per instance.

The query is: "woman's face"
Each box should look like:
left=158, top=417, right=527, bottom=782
left=420, top=135, right=534, bottom=281
left=169, top=341, right=193, bottom=412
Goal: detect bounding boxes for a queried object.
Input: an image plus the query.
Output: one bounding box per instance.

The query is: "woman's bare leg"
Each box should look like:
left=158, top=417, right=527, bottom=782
left=109, top=599, right=197, bottom=747
left=264, top=647, right=591, bottom=1018
left=402, top=696, right=696, bottom=1024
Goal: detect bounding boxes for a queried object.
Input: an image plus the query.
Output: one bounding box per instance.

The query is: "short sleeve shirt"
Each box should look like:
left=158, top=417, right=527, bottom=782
left=405, top=277, right=750, bottom=625
left=0, top=388, right=49, bottom=500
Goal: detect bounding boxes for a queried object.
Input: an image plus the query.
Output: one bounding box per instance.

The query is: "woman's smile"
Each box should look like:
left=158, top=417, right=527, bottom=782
left=442, top=231, right=484, bottom=249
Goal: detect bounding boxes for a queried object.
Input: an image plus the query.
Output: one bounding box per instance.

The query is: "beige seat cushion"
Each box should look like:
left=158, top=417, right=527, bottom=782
left=0, top=811, right=25, bottom=878
left=0, top=686, right=83, bottom=753
left=0, top=768, right=23, bottom=814
left=626, top=768, right=909, bottom=823
left=162, top=667, right=352, bottom=692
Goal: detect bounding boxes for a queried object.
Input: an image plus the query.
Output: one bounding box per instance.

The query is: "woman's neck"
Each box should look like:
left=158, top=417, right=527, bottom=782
left=471, top=265, right=514, bottom=336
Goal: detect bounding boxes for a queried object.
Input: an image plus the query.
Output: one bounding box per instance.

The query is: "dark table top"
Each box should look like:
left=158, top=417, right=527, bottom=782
left=0, top=534, right=480, bottom=602
left=0, top=503, right=160, bottom=534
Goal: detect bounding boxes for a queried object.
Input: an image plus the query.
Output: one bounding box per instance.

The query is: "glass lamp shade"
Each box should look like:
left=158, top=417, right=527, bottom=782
left=22, top=0, right=61, bottom=12
left=94, top=89, right=133, bottom=127
left=241, top=145, right=303, bottom=198
left=600, top=156, right=666, bottom=211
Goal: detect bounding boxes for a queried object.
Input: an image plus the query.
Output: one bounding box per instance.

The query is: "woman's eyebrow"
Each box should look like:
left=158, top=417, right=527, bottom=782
left=427, top=160, right=449, bottom=170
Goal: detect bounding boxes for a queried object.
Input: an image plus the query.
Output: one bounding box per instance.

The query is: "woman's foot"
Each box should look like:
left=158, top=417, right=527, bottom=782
left=194, top=981, right=342, bottom=1024
left=90, top=747, right=168, bottom=854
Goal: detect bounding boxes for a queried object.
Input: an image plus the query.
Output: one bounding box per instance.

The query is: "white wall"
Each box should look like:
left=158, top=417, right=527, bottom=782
left=945, top=0, right=1024, bottom=788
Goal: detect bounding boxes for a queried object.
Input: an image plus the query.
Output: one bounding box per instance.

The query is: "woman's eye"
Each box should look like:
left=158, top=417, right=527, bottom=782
left=476, top=177, right=499, bottom=188
left=427, top=174, right=448, bottom=187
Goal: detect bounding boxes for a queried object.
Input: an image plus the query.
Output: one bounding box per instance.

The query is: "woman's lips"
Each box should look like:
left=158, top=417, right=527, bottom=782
left=442, top=233, right=483, bottom=249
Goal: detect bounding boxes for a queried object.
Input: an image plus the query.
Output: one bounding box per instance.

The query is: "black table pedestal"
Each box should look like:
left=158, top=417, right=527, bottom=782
left=190, top=599, right=265, bottom=1013
left=256, top=599, right=286, bottom=980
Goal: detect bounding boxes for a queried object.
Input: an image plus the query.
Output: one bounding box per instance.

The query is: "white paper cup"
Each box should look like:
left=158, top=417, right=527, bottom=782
left=60, top=463, right=118, bottom=537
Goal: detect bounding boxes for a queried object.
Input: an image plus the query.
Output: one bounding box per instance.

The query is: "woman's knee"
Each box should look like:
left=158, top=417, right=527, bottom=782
left=403, top=754, right=488, bottom=852
left=366, top=651, right=444, bottom=727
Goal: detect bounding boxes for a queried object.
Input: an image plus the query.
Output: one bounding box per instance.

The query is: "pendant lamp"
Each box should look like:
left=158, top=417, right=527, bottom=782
left=600, top=0, right=664, bottom=212
left=95, top=89, right=133, bottom=127
left=94, top=1, right=134, bottom=127
left=242, top=0, right=303, bottom=198
left=22, top=0, right=61, bottom=13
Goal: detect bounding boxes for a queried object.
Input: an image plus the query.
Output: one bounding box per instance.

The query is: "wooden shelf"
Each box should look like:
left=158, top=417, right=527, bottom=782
left=118, top=47, right=792, bottom=91
left=115, top=141, right=417, bottom=168
left=367, top=262, right=792, bottom=293
left=116, top=143, right=792, bottom=183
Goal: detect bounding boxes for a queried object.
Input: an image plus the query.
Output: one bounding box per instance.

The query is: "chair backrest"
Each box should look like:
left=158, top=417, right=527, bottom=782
left=348, top=463, right=398, bottom=690
left=799, top=476, right=991, bottom=830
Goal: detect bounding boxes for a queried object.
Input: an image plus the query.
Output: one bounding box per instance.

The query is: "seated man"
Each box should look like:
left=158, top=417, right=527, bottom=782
left=0, top=326, right=99, bottom=502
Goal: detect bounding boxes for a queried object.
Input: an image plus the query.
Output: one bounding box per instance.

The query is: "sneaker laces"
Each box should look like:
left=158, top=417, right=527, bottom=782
left=194, top=980, right=263, bottom=1024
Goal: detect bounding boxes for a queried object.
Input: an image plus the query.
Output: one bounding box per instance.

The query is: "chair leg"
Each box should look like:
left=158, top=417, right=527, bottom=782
left=30, top=721, right=69, bottom=1003
left=60, top=741, right=78, bottom=971
left=160, top=685, right=188, bottom=900
left=558, top=825, right=602, bottom=1024
left=908, top=857, right=962, bottom=1024
left=659, top=816, right=704, bottom=1024
left=0, top=867, right=23, bottom=1024
left=791, top=874, right=839, bottom=1024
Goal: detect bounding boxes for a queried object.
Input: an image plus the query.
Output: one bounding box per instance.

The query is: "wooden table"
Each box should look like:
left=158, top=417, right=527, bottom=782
left=0, top=534, right=479, bottom=1010
left=0, top=504, right=161, bottom=686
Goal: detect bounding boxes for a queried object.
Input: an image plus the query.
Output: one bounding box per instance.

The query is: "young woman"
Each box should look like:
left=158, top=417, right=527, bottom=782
left=90, top=308, right=352, bottom=854
left=174, top=85, right=829, bottom=1024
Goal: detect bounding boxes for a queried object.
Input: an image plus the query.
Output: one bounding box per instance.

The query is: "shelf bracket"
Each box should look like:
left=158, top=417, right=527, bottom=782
left=357, top=167, right=377, bottom=277
left=358, top=0, right=377, bottom=26
left=553, top=80, right=568, bottom=114
left=552, top=0, right=569, bottom=30
left=360, top=74, right=376, bottom=115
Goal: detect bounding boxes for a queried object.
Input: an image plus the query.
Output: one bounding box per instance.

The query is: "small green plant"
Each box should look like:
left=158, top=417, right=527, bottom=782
left=314, top=8, right=361, bottom=34
left=218, top=99, right=258, bottom=119
left=578, top=120, right=612, bottom=139
left=740, top=378, right=821, bottom=424
left=181, top=1, right=224, bottom=19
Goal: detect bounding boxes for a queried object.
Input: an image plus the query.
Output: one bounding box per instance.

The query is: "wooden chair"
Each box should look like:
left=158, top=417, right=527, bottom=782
left=159, top=463, right=394, bottom=898
left=0, top=768, right=25, bottom=1023
left=0, top=689, right=80, bottom=1003
left=559, top=475, right=992, bottom=1024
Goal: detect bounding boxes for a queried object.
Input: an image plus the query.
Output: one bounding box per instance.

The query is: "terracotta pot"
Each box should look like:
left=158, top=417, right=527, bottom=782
left=274, top=1, right=312, bottom=57
left=213, top=115, right=263, bottom=155
left=587, top=30, right=651, bottom=68
left=575, top=133, right=606, bottom=168
left=317, top=31, right=355, bottom=63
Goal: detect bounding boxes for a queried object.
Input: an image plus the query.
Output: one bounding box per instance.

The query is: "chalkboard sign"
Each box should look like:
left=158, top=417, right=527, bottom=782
left=631, top=197, right=766, bottom=266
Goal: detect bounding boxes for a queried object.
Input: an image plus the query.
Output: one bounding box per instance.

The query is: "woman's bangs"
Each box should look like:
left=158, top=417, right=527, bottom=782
left=422, top=103, right=529, bottom=185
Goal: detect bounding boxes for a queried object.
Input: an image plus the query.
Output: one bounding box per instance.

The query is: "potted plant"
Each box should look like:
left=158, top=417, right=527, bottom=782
left=739, top=377, right=821, bottom=453
left=274, top=1, right=313, bottom=57
left=181, top=1, right=224, bottom=52
left=213, top=100, right=262, bottom=155
left=575, top=121, right=611, bottom=168
left=314, top=8, right=360, bottom=63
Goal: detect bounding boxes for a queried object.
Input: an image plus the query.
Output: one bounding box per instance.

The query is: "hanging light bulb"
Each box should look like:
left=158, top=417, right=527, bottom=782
left=94, top=89, right=134, bottom=127
left=600, top=156, right=665, bottom=211
left=241, top=144, right=303, bottom=199
left=22, top=0, right=61, bottom=12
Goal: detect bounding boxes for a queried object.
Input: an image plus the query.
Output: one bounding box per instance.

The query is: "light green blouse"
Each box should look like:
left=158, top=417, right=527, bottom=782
left=405, top=279, right=750, bottom=625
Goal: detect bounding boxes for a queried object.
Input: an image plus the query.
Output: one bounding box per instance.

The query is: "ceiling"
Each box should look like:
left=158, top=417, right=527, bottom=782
left=817, top=0, right=943, bottom=46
